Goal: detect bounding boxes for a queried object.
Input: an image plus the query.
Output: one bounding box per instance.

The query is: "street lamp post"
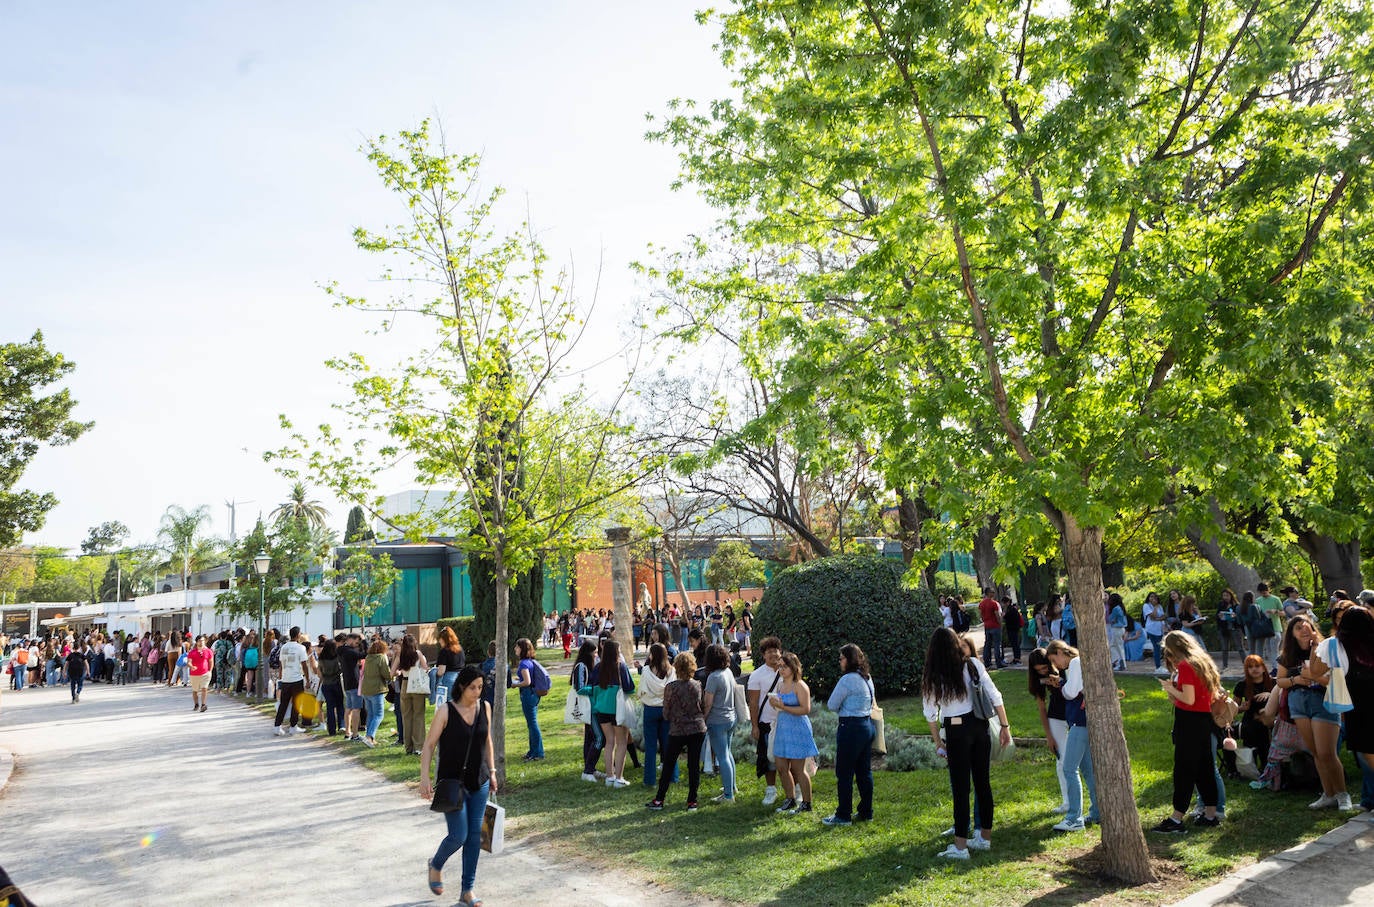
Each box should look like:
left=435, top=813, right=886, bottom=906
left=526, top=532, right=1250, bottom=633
left=253, top=551, right=270, bottom=700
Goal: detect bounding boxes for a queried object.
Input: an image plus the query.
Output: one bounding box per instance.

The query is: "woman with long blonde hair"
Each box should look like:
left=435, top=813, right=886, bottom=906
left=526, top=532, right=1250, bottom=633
left=1153, top=631, right=1222, bottom=832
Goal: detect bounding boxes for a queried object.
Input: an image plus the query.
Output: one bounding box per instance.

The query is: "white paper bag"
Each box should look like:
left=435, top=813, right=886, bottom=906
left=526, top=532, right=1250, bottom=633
left=481, top=798, right=505, bottom=854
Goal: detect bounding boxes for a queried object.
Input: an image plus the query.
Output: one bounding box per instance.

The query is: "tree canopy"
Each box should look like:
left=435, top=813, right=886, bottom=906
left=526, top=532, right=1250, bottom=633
left=0, top=331, right=92, bottom=546
left=652, top=0, right=1374, bottom=882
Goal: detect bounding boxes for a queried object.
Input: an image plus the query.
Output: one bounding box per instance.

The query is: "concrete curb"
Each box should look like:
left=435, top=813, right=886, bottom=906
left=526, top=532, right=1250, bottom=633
left=0, top=747, right=13, bottom=798
left=1170, top=810, right=1374, bottom=907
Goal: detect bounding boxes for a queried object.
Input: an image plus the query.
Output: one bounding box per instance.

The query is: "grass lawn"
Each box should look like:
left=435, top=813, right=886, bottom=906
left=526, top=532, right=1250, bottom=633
left=256, top=673, right=1363, bottom=906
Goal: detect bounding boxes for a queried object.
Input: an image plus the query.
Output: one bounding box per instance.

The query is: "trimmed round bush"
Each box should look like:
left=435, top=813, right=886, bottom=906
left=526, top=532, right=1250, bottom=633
left=754, top=554, right=940, bottom=696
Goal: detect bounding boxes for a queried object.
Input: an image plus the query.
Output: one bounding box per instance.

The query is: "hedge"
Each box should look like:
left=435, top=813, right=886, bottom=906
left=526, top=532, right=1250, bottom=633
left=753, top=553, right=941, bottom=696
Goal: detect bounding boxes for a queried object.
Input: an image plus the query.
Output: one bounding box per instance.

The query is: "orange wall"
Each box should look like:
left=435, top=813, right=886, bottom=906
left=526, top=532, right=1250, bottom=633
left=574, top=550, right=764, bottom=612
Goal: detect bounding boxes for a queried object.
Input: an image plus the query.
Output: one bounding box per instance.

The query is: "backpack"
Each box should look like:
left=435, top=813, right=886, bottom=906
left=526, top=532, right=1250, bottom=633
left=951, top=605, right=971, bottom=633
left=529, top=660, right=552, bottom=696
left=268, top=644, right=281, bottom=670
left=1248, top=606, right=1275, bottom=639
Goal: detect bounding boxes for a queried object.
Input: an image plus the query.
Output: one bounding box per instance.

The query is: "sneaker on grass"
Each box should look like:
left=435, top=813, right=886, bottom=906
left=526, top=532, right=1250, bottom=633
left=936, top=844, right=969, bottom=860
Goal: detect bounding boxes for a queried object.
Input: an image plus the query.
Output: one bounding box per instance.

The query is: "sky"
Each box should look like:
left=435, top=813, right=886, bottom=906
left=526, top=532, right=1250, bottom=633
left=1, top=1, right=730, bottom=552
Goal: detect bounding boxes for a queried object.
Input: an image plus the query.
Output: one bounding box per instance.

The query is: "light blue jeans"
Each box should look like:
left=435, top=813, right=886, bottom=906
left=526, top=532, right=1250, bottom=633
left=1062, top=724, right=1099, bottom=823
left=520, top=687, right=544, bottom=758
left=432, top=670, right=455, bottom=705
left=707, top=723, right=736, bottom=798
left=364, top=693, right=386, bottom=739
left=1147, top=633, right=1164, bottom=669
left=432, top=780, right=490, bottom=893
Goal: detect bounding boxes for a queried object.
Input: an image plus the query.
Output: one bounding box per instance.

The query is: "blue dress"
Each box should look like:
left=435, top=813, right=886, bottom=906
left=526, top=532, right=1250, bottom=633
left=772, top=691, right=819, bottom=759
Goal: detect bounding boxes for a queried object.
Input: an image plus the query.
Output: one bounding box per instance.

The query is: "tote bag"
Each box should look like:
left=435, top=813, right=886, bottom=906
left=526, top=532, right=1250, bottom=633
left=481, top=798, right=505, bottom=854
left=563, top=686, right=592, bottom=725
left=1323, top=639, right=1354, bottom=714
left=867, top=679, right=887, bottom=755
left=615, top=688, right=641, bottom=736
left=406, top=663, right=431, bottom=696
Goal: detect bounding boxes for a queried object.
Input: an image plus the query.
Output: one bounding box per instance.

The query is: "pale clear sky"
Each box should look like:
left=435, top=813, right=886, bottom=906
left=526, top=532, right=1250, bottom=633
left=2, top=1, right=728, bottom=551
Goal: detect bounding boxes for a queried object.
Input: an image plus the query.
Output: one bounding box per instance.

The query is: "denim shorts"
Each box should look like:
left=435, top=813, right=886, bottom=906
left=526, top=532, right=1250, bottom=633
left=1287, top=685, right=1339, bottom=724
left=345, top=689, right=364, bottom=711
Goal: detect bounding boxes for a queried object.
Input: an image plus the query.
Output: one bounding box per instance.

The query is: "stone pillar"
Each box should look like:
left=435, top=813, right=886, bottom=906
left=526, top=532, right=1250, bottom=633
left=606, top=527, right=635, bottom=656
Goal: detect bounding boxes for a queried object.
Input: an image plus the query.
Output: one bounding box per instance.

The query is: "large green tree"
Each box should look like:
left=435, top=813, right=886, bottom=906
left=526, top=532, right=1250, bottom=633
left=655, top=0, right=1374, bottom=882
left=277, top=123, right=648, bottom=782
left=0, top=331, right=92, bottom=546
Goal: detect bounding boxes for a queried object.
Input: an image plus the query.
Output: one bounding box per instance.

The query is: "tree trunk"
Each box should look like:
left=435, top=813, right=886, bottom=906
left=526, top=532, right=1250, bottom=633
left=1292, top=529, right=1363, bottom=599
left=607, top=527, right=635, bottom=656
left=973, top=515, right=1009, bottom=599
left=896, top=488, right=921, bottom=568
left=1185, top=498, right=1262, bottom=594
left=493, top=560, right=510, bottom=786
left=1061, top=513, right=1156, bottom=884
left=663, top=549, right=692, bottom=608
left=1021, top=559, right=1057, bottom=605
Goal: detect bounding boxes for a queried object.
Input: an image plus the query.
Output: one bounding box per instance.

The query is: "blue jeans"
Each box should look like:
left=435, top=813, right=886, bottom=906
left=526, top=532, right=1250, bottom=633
left=1148, top=633, right=1164, bottom=669
left=835, top=716, right=875, bottom=820
left=46, top=662, right=60, bottom=686
left=1356, top=751, right=1374, bottom=810
left=707, top=723, right=736, bottom=797
left=520, top=688, right=544, bottom=758
left=642, top=705, right=676, bottom=787
left=982, top=629, right=1003, bottom=668
left=12, top=662, right=23, bottom=691
left=70, top=672, right=84, bottom=700
left=1062, top=724, right=1099, bottom=823
left=432, top=673, right=455, bottom=705
left=431, top=780, right=489, bottom=893
left=364, top=693, right=386, bottom=739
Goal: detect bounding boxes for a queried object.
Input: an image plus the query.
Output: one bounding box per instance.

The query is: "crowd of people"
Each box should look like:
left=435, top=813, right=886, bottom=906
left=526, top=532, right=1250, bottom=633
left=547, top=592, right=754, bottom=661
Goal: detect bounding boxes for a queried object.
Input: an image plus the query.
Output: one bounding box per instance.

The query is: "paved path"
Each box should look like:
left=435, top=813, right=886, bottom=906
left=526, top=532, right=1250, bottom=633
left=0, top=681, right=706, bottom=905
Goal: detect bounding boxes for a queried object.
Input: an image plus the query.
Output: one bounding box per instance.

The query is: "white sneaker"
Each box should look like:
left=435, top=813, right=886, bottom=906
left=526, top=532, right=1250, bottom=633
left=1050, top=804, right=1071, bottom=815
left=287, top=726, right=304, bottom=735
left=937, top=844, right=970, bottom=860
left=762, top=786, right=778, bottom=806
left=1154, top=667, right=1169, bottom=677
left=942, top=825, right=956, bottom=836
left=1053, top=818, right=1086, bottom=832
left=967, top=834, right=991, bottom=851
left=1336, top=792, right=1355, bottom=811
left=605, top=776, right=618, bottom=787
left=1309, top=794, right=1337, bottom=809
left=607, top=776, right=630, bottom=788
left=273, top=726, right=287, bottom=737
left=581, top=772, right=598, bottom=783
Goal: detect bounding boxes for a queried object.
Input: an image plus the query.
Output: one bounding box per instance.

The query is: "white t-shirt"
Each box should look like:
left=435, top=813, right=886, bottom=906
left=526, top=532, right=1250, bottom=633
left=278, top=641, right=308, bottom=683
left=747, top=663, right=781, bottom=724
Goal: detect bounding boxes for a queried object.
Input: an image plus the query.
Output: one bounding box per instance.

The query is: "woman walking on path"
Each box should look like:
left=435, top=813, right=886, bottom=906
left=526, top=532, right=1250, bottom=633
left=923, top=627, right=1012, bottom=859
left=702, top=644, right=738, bottom=803
left=647, top=652, right=707, bottom=811
left=1278, top=614, right=1352, bottom=810
left=768, top=651, right=819, bottom=816
left=187, top=635, right=213, bottom=712
left=1028, top=647, right=1071, bottom=815
left=511, top=637, right=546, bottom=762
left=824, top=643, right=876, bottom=825
left=359, top=639, right=392, bottom=747
left=420, top=665, right=496, bottom=904
left=1045, top=640, right=1100, bottom=832
left=1153, top=631, right=1223, bottom=832
left=397, top=635, right=430, bottom=755
left=637, top=642, right=673, bottom=789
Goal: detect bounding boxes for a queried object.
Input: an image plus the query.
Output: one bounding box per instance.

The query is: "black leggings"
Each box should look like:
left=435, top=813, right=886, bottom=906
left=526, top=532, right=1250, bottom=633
left=945, top=717, right=993, bottom=838
left=275, top=680, right=305, bottom=728
left=583, top=723, right=604, bottom=774
left=1173, top=708, right=1218, bottom=812
left=655, top=732, right=704, bottom=803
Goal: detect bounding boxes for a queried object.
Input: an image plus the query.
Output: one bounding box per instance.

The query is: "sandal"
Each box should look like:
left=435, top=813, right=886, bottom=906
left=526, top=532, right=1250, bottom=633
left=427, top=860, right=443, bottom=895
left=460, top=894, right=482, bottom=906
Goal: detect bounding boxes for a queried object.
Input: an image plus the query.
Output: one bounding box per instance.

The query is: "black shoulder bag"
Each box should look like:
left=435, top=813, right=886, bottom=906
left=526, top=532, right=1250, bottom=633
left=430, top=702, right=479, bottom=813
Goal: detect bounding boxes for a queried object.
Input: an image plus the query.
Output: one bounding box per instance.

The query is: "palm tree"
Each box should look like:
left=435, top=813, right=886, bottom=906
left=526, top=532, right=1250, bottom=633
left=157, top=504, right=212, bottom=591
left=271, top=482, right=330, bottom=532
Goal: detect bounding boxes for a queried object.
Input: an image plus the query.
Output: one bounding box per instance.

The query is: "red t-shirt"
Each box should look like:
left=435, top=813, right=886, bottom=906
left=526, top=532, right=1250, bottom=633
left=187, top=647, right=213, bottom=676
left=1174, top=661, right=1213, bottom=713
left=978, top=597, right=1002, bottom=629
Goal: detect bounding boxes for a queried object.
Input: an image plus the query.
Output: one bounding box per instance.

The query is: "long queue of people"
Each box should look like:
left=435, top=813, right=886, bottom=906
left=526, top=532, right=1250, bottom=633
left=546, top=598, right=755, bottom=659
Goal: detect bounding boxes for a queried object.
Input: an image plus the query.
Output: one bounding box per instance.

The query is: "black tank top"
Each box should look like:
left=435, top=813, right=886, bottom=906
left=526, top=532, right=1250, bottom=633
left=437, top=701, right=489, bottom=790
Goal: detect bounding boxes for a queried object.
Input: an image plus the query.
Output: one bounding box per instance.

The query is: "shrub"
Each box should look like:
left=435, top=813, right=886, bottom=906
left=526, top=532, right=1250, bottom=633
left=881, top=729, right=942, bottom=772
left=754, top=554, right=940, bottom=696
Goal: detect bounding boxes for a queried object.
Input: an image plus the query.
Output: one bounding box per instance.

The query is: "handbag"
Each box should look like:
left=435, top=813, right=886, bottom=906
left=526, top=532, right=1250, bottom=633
left=616, top=688, right=641, bottom=736
left=967, top=663, right=995, bottom=720
left=481, top=798, right=505, bottom=854
left=732, top=677, right=751, bottom=728
left=430, top=703, right=477, bottom=813
left=1233, top=744, right=1260, bottom=781
left=988, top=714, right=1016, bottom=762
left=406, top=663, right=432, bottom=696
left=1324, top=639, right=1354, bottom=714
left=867, top=678, right=887, bottom=755
left=563, top=686, right=592, bottom=725
left=385, top=681, right=398, bottom=705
